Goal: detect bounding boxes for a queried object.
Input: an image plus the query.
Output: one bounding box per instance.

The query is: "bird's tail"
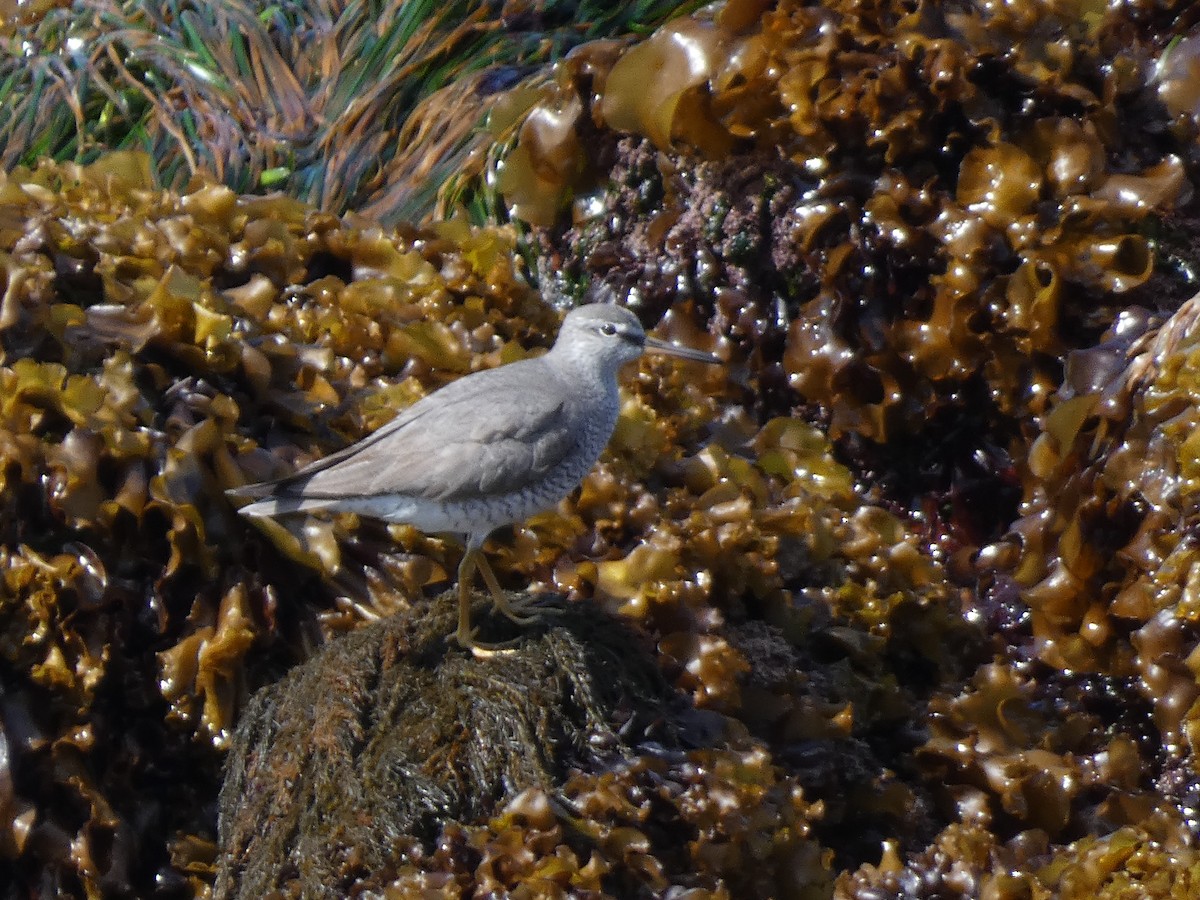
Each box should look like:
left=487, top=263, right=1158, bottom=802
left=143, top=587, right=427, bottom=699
left=227, top=486, right=339, bottom=518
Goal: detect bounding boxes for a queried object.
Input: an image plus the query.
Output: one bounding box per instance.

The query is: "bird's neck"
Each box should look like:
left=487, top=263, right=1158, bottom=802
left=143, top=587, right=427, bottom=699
left=545, top=348, right=622, bottom=408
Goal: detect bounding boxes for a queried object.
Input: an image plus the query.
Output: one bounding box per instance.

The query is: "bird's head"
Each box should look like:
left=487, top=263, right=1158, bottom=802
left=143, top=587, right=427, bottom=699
left=553, top=303, right=719, bottom=374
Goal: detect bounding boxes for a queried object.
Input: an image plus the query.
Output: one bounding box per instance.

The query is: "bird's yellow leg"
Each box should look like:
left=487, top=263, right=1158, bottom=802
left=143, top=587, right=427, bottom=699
left=455, top=550, right=477, bottom=650
left=454, top=548, right=520, bottom=657
left=474, top=552, right=545, bottom=625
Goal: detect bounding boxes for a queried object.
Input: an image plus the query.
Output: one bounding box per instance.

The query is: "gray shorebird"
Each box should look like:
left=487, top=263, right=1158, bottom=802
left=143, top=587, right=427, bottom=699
left=228, top=303, right=719, bottom=654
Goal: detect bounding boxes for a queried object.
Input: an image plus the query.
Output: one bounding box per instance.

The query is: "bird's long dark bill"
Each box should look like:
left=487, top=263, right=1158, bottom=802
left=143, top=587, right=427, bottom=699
left=643, top=336, right=721, bottom=364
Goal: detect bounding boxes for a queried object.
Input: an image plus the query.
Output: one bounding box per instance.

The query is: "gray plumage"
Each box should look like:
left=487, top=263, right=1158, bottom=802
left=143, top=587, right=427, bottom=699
left=228, top=302, right=719, bottom=651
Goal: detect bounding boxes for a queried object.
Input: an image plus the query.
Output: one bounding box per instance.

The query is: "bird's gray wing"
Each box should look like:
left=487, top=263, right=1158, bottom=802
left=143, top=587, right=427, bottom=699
left=235, top=360, right=578, bottom=503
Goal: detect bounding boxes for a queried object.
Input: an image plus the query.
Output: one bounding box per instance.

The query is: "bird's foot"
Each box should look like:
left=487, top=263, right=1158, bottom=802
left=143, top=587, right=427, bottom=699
left=452, top=625, right=521, bottom=658
left=490, top=592, right=560, bottom=626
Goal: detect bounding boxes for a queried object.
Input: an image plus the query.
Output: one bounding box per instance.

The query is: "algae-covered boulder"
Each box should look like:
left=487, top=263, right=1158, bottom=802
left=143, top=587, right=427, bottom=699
left=214, top=594, right=816, bottom=898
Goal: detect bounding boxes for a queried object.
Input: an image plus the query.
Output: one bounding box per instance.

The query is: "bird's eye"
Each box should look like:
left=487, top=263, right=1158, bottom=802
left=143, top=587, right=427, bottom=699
left=600, top=323, right=618, bottom=336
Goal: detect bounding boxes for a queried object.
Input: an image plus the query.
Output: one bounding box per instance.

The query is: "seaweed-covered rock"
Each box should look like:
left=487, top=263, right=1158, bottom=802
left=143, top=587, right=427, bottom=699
left=9, top=0, right=1200, bottom=894
left=215, top=593, right=677, bottom=897
left=498, top=0, right=1191, bottom=544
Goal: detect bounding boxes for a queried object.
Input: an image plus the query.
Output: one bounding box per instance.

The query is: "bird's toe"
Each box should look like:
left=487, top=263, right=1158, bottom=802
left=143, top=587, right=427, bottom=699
left=452, top=624, right=522, bottom=657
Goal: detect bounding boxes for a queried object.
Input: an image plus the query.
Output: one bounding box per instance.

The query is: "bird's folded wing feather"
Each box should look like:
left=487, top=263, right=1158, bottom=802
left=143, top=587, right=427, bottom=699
left=235, top=361, right=578, bottom=503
